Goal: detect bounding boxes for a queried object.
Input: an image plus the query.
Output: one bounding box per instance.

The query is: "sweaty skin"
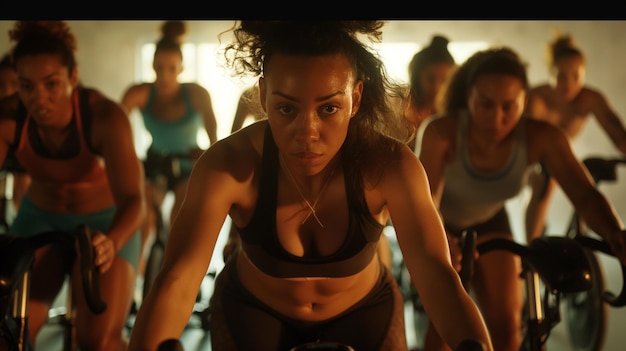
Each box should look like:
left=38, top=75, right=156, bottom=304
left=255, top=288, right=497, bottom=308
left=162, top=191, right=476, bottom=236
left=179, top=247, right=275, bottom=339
left=128, top=51, right=492, bottom=351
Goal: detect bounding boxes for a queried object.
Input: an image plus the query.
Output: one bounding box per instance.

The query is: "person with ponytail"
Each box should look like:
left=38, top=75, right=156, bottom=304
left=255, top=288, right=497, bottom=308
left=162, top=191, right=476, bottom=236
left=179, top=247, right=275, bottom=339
left=524, top=33, right=626, bottom=244
left=120, top=20, right=218, bottom=285
left=128, top=20, right=493, bottom=351
left=405, top=35, right=457, bottom=151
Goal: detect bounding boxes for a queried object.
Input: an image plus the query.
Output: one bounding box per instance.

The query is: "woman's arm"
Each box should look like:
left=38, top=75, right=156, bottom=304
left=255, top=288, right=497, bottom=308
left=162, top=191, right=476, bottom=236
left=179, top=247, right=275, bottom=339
left=588, top=89, right=626, bottom=155
left=384, top=147, right=493, bottom=351
left=128, top=137, right=249, bottom=351
left=416, top=116, right=453, bottom=206
left=120, top=83, right=148, bottom=116
left=91, top=93, right=146, bottom=272
left=535, top=121, right=626, bottom=264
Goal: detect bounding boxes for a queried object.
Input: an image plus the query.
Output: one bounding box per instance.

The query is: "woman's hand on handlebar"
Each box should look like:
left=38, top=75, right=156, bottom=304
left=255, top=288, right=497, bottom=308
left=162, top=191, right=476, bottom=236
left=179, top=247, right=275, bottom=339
left=447, top=234, right=463, bottom=272
left=90, top=231, right=116, bottom=273
left=448, top=232, right=479, bottom=273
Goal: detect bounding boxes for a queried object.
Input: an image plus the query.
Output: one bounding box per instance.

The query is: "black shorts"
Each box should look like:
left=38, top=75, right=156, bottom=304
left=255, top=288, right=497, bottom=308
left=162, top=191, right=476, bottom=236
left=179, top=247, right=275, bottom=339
left=209, top=254, right=407, bottom=351
left=142, top=148, right=193, bottom=191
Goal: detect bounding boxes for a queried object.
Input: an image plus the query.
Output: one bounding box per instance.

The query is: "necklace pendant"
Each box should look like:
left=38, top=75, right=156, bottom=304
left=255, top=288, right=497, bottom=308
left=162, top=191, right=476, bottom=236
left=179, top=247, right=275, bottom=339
left=280, top=153, right=335, bottom=229
left=302, top=208, right=324, bottom=228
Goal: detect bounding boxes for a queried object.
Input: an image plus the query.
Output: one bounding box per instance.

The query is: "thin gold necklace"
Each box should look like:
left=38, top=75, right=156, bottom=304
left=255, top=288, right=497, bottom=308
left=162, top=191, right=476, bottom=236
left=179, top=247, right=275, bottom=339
left=279, top=153, right=336, bottom=228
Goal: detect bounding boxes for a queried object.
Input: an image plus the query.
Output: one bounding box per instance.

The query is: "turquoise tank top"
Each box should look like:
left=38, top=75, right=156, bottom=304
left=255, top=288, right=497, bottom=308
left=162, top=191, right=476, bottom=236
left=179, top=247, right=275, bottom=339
left=140, top=84, right=202, bottom=154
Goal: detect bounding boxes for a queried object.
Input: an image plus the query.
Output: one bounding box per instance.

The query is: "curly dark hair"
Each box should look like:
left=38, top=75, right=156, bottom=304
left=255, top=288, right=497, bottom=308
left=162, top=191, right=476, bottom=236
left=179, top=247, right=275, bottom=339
left=222, top=20, right=412, bottom=183
left=9, top=21, right=77, bottom=73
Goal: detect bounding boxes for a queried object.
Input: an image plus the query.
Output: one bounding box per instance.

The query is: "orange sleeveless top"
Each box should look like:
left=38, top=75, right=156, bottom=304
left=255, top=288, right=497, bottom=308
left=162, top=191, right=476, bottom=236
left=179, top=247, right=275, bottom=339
left=14, top=89, right=109, bottom=189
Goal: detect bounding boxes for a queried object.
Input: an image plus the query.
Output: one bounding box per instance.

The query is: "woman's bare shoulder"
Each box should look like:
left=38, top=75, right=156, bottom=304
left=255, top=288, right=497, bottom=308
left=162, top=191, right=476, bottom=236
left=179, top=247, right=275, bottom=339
left=84, top=88, right=132, bottom=137
left=122, top=82, right=150, bottom=96
left=230, top=119, right=266, bottom=152
left=184, top=82, right=210, bottom=96
left=578, top=85, right=608, bottom=104
left=120, top=82, right=151, bottom=109
left=524, top=117, right=570, bottom=157
left=423, top=114, right=457, bottom=139
left=205, top=120, right=267, bottom=169
left=87, top=88, right=123, bottom=113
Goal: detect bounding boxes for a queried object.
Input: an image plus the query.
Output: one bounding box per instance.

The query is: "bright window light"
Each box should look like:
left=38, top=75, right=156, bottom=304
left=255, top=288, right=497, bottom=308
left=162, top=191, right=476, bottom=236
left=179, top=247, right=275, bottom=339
left=449, top=41, right=490, bottom=64
left=372, top=42, right=420, bottom=84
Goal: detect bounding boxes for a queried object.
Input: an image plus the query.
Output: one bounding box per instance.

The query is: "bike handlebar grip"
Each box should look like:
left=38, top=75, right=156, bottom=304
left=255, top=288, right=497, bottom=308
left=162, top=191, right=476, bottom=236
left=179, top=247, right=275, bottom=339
left=456, top=339, right=487, bottom=351
left=76, top=224, right=107, bottom=314
left=157, top=339, right=185, bottom=351
left=575, top=235, right=626, bottom=307
left=459, top=230, right=477, bottom=290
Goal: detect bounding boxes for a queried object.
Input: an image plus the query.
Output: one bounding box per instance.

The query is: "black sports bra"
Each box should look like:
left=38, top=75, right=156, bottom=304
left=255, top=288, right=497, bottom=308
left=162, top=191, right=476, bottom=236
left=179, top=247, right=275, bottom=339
left=235, top=126, right=384, bottom=278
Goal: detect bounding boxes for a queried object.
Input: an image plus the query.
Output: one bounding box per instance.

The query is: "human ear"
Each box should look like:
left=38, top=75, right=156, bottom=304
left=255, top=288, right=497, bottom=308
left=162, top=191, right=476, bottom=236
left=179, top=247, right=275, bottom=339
left=351, top=80, right=363, bottom=117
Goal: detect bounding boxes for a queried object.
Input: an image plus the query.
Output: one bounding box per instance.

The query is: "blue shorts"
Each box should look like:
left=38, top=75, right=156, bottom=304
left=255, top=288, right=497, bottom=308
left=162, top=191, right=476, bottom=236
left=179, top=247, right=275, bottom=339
left=9, top=195, right=140, bottom=270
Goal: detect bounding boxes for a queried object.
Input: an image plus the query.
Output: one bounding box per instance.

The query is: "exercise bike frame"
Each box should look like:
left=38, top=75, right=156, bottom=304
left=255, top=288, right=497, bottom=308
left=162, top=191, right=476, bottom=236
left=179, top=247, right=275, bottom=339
left=459, top=229, right=626, bottom=351
left=0, top=224, right=106, bottom=351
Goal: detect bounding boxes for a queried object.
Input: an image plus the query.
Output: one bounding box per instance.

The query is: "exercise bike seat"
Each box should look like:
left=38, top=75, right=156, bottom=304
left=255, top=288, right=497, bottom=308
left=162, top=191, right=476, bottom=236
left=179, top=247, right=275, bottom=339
left=0, top=234, right=36, bottom=298
left=528, top=236, right=593, bottom=294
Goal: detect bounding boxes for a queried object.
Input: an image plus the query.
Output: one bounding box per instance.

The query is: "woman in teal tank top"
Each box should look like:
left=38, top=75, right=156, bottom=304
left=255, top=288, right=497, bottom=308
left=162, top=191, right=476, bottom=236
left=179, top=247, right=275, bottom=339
left=120, top=21, right=218, bottom=283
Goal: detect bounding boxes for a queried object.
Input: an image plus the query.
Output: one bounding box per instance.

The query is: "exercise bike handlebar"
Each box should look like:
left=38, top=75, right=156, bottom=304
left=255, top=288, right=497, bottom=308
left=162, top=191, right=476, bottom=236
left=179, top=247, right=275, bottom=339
left=577, top=156, right=626, bottom=306
left=0, top=224, right=107, bottom=314
left=467, top=236, right=626, bottom=308
left=142, top=149, right=203, bottom=182
left=459, top=230, right=477, bottom=289
left=76, top=224, right=108, bottom=313
left=582, top=157, right=626, bottom=183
